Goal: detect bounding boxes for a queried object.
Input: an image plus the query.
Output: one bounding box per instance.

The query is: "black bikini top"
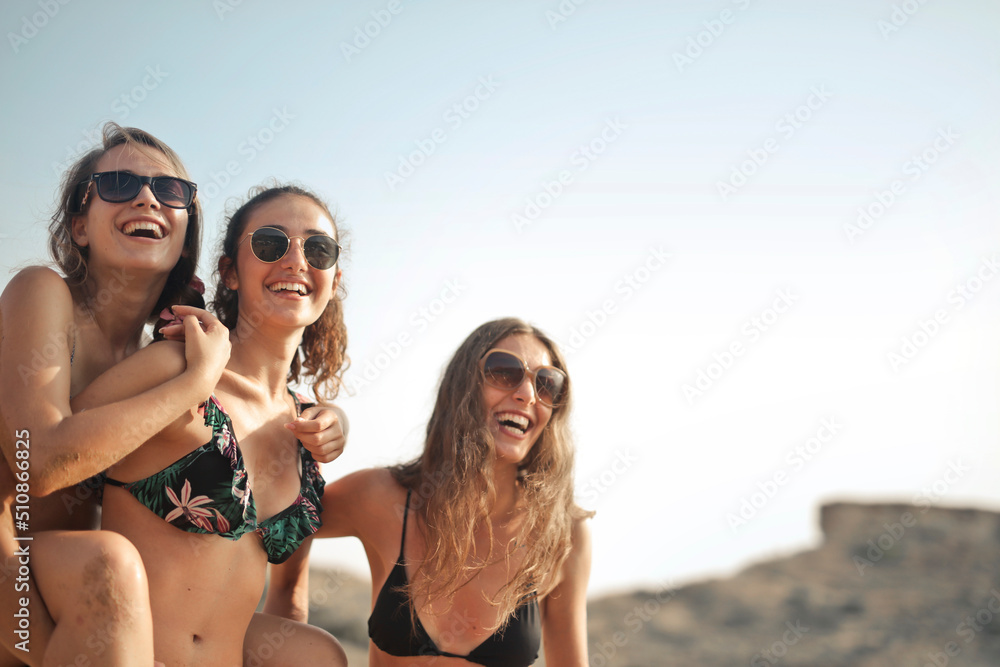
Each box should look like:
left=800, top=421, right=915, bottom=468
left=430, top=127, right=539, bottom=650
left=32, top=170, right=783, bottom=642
left=367, top=490, right=541, bottom=667
left=105, top=390, right=324, bottom=564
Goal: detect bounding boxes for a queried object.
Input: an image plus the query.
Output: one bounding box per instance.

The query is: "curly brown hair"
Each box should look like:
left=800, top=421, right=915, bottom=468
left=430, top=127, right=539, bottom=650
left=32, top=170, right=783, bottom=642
left=210, top=184, right=348, bottom=402
left=391, top=318, right=592, bottom=628
left=48, top=122, right=203, bottom=319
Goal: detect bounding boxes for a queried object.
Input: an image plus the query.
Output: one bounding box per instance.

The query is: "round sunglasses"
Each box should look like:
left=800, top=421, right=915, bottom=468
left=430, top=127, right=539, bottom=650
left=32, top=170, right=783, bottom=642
left=239, top=226, right=341, bottom=270
left=479, top=349, right=568, bottom=408
left=77, top=171, right=197, bottom=210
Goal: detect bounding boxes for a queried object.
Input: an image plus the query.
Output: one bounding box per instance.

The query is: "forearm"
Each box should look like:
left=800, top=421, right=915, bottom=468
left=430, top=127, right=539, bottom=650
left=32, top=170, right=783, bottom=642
left=23, top=372, right=207, bottom=495
left=263, top=541, right=312, bottom=623
left=262, top=583, right=310, bottom=623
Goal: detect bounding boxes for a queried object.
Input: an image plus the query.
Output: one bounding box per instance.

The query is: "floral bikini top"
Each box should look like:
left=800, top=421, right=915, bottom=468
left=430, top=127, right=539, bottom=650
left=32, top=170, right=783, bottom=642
left=105, top=390, right=324, bottom=564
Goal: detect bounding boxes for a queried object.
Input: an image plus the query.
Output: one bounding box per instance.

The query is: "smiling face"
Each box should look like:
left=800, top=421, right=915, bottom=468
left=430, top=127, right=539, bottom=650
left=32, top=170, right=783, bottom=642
left=70, top=143, right=189, bottom=278
left=482, top=334, right=556, bottom=466
left=224, top=194, right=341, bottom=333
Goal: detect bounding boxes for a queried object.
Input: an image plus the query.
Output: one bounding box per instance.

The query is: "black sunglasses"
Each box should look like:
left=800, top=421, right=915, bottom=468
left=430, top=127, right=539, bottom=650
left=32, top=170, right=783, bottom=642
left=76, top=171, right=197, bottom=210
left=479, top=349, right=568, bottom=408
left=239, top=226, right=341, bottom=270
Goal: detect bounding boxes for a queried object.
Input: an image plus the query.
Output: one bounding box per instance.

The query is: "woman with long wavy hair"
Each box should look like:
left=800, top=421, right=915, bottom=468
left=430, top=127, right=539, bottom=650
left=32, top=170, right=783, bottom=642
left=71, top=184, right=350, bottom=665
left=320, top=318, right=593, bottom=666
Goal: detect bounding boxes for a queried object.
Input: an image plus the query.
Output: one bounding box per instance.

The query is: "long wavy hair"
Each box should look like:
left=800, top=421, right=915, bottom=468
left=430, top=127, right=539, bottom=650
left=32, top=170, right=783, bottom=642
left=210, top=184, right=348, bottom=402
left=391, top=318, right=592, bottom=628
left=48, top=122, right=203, bottom=319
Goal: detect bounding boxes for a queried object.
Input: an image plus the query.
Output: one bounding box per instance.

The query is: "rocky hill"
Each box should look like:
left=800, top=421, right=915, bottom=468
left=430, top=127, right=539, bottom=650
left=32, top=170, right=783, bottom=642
left=305, top=503, right=1000, bottom=665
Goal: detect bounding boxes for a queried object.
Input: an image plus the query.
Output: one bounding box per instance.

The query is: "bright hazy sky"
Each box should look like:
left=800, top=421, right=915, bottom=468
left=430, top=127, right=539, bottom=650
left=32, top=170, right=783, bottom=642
left=1, top=1, right=998, bottom=596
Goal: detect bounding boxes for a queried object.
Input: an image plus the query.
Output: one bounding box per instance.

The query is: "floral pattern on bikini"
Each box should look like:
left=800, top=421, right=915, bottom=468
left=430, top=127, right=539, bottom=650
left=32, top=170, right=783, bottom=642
left=105, top=390, right=325, bottom=564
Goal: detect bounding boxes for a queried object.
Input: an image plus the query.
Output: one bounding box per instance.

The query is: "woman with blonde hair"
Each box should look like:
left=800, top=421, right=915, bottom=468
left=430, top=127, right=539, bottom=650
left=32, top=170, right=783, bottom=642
left=320, top=318, right=593, bottom=666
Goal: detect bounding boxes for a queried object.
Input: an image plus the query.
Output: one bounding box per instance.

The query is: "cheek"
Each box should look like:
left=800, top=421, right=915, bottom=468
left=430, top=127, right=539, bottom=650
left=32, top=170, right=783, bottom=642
left=481, top=385, right=505, bottom=411
left=536, top=409, right=554, bottom=432
left=169, top=211, right=190, bottom=253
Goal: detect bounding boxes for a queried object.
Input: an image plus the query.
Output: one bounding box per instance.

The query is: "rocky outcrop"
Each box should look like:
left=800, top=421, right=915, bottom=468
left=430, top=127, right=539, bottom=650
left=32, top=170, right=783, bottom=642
left=584, top=503, right=1000, bottom=666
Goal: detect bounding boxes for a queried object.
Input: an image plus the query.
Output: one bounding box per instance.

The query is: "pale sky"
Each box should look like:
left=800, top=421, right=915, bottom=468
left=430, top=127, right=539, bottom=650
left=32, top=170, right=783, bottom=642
left=1, top=0, right=998, bottom=596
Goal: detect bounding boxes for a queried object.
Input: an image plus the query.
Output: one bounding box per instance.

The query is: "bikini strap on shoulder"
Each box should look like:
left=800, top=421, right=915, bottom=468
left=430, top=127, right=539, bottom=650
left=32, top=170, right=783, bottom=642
left=398, top=489, right=412, bottom=561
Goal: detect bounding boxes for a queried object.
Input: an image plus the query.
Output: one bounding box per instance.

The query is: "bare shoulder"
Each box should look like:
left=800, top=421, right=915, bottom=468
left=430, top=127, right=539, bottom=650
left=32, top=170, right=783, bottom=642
left=318, top=467, right=407, bottom=540
left=327, top=467, right=405, bottom=511
left=0, top=266, right=73, bottom=319
left=547, top=515, right=593, bottom=593
left=570, top=515, right=592, bottom=551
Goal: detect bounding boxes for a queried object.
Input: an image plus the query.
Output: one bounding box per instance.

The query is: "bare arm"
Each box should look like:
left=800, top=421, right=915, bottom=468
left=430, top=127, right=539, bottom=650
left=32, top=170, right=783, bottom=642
left=541, top=519, right=593, bottom=667
left=263, top=536, right=313, bottom=623
left=0, top=268, right=230, bottom=495
left=314, top=468, right=395, bottom=540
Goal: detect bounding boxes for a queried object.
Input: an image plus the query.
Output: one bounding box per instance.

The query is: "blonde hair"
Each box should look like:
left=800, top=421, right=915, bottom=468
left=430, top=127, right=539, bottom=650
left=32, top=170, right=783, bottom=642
left=391, top=318, right=592, bottom=627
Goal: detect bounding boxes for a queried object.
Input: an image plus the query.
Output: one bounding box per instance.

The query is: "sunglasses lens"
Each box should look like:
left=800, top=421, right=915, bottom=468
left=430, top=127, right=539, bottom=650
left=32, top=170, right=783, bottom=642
left=250, top=228, right=289, bottom=262
left=304, top=236, right=340, bottom=270
left=97, top=172, right=140, bottom=202
left=153, top=177, right=194, bottom=208
left=535, top=369, right=566, bottom=407
left=482, top=352, right=525, bottom=390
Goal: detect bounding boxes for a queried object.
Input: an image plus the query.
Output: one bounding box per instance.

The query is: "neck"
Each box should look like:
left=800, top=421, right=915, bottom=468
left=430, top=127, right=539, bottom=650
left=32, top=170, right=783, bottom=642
left=77, top=264, right=168, bottom=353
left=490, top=463, right=522, bottom=519
left=228, top=316, right=306, bottom=398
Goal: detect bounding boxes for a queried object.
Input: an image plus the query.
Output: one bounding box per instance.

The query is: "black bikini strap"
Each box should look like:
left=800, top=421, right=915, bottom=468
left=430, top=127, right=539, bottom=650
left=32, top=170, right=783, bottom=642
left=398, top=489, right=412, bottom=561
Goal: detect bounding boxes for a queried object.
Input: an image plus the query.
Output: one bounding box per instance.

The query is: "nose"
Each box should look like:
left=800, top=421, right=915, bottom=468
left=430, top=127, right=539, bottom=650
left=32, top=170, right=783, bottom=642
left=280, top=237, right=309, bottom=272
left=511, top=374, right=537, bottom=405
left=131, top=183, right=160, bottom=209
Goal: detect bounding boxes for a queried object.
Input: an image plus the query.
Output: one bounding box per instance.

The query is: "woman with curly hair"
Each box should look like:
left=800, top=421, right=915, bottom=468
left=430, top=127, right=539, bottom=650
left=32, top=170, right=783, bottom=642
left=72, top=184, right=351, bottom=665
left=319, top=318, right=593, bottom=666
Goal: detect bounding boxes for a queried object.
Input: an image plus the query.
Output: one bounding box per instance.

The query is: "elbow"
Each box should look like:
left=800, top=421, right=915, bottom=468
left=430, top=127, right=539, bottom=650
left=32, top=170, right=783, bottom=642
left=27, top=452, right=82, bottom=497
left=28, top=468, right=66, bottom=498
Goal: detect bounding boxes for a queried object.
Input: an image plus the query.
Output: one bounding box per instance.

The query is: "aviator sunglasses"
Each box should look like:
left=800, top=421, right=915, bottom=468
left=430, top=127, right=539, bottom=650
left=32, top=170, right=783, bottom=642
left=239, top=226, right=341, bottom=270
left=76, top=171, right=197, bottom=211
left=479, top=349, right=568, bottom=408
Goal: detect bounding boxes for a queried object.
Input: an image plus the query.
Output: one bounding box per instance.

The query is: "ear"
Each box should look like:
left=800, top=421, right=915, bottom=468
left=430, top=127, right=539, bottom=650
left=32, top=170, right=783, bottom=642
left=70, top=216, right=89, bottom=248
left=219, top=256, right=238, bottom=291
left=331, top=268, right=342, bottom=298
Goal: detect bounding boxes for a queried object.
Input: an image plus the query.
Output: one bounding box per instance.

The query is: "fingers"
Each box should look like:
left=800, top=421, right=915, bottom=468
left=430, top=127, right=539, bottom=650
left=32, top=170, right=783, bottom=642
left=288, top=406, right=346, bottom=464
left=158, top=323, right=185, bottom=341
left=170, top=306, right=226, bottom=331
left=290, top=406, right=335, bottom=433
left=299, top=439, right=346, bottom=464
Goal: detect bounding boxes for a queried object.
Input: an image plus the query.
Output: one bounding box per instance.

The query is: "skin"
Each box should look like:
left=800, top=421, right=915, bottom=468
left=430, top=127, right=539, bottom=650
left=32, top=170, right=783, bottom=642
left=0, top=144, right=232, bottom=667
left=318, top=334, right=593, bottom=667
left=76, top=194, right=348, bottom=666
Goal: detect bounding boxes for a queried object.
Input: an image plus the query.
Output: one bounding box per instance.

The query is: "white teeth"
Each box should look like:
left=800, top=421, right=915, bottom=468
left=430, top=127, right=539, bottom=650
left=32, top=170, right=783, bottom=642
left=269, top=282, right=307, bottom=294
left=122, top=221, right=164, bottom=239
left=497, top=412, right=530, bottom=433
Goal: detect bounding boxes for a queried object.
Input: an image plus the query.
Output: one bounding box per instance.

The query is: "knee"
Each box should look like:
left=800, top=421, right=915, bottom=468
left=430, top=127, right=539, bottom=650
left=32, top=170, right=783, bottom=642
left=85, top=531, right=146, bottom=585
left=245, top=622, right=347, bottom=667
left=301, top=628, right=347, bottom=667
left=77, top=532, right=149, bottom=615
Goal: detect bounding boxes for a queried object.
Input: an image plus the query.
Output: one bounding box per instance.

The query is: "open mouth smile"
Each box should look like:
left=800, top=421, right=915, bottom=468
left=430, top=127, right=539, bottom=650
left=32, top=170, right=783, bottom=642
left=121, top=220, right=166, bottom=239
left=495, top=411, right=533, bottom=437
left=267, top=281, right=311, bottom=296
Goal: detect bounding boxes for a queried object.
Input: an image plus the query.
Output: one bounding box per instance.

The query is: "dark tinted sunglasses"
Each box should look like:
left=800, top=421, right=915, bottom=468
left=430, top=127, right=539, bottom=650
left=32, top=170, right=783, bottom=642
left=77, top=171, right=197, bottom=210
left=239, top=226, right=341, bottom=270
left=479, top=349, right=568, bottom=408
